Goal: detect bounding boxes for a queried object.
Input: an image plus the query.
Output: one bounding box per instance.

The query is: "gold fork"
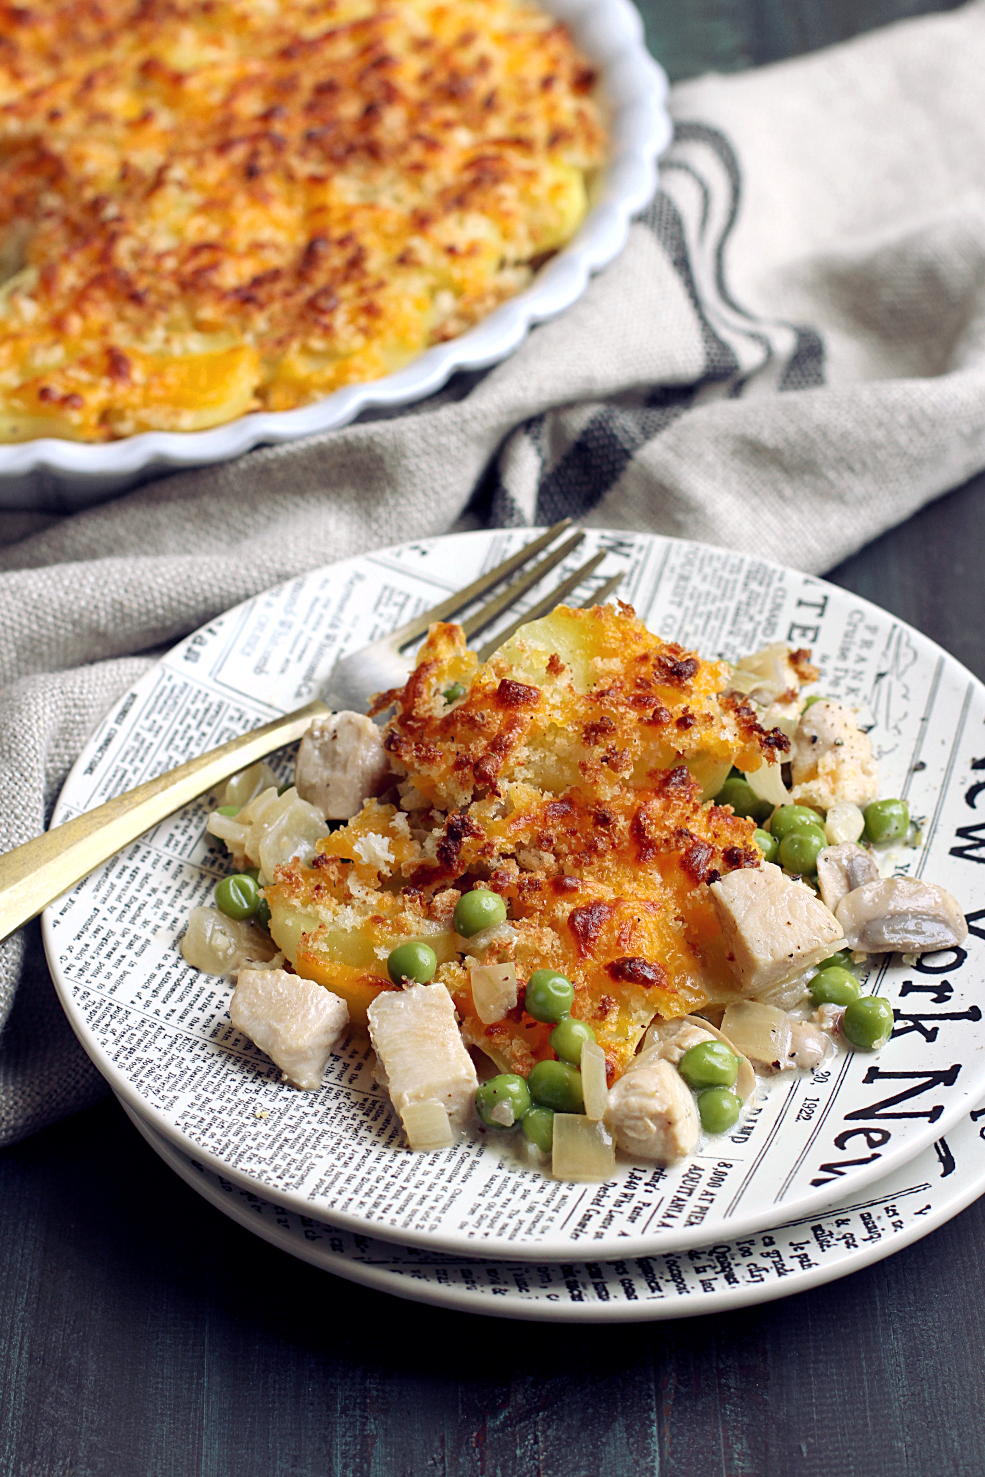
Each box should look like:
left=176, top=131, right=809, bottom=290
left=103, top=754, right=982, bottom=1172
left=0, top=521, right=624, bottom=944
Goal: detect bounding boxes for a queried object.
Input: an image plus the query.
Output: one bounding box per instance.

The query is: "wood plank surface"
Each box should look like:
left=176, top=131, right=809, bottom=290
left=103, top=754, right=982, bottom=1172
left=2, top=4, right=983, bottom=1475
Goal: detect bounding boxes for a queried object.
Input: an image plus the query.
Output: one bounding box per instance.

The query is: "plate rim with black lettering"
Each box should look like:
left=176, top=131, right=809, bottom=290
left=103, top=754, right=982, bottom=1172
left=119, top=1094, right=985, bottom=1322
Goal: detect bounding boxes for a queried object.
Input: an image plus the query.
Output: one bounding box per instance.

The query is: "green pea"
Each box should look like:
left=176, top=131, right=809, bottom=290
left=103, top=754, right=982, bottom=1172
left=698, top=1087, right=742, bottom=1134
left=712, top=777, right=772, bottom=823
left=816, top=949, right=856, bottom=973
left=521, top=1105, right=555, bottom=1152
left=753, top=828, right=778, bottom=863
left=802, top=694, right=827, bottom=711
left=863, top=798, right=910, bottom=845
left=475, top=1073, right=531, bottom=1129
left=678, top=1039, right=739, bottom=1090
left=387, top=941, right=438, bottom=986
left=216, top=804, right=239, bottom=817
left=842, top=996, right=895, bottom=1050
left=809, top=966, right=861, bottom=1006
left=550, top=1016, right=596, bottom=1065
left=215, top=873, right=260, bottom=920
left=527, top=1059, right=584, bottom=1113
left=254, top=898, right=271, bottom=929
left=453, top=889, right=507, bottom=938
left=777, top=824, right=827, bottom=875
left=524, top=969, right=575, bottom=1024
left=442, top=682, right=466, bottom=705
left=770, top=805, right=824, bottom=840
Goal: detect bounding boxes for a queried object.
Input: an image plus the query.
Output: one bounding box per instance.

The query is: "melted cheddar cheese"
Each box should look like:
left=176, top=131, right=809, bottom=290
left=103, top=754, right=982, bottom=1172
left=266, top=605, right=793, bottom=1083
left=0, top=0, right=605, bottom=441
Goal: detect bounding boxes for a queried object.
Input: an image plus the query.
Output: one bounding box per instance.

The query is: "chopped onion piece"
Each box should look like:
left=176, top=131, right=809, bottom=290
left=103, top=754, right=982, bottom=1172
left=240, top=785, right=282, bottom=825
left=180, top=906, right=278, bottom=976
left=552, top=1115, right=616, bottom=1182
left=824, top=801, right=866, bottom=846
left=462, top=922, right=518, bottom=958
left=751, top=974, right=812, bottom=1011
left=400, top=1100, right=453, bottom=1151
left=581, top=1040, right=609, bottom=1121
left=743, top=761, right=789, bottom=809
left=470, top=962, right=518, bottom=1025
left=733, top=643, right=802, bottom=690
left=206, top=786, right=284, bottom=868
left=206, top=810, right=250, bottom=858
left=762, top=706, right=801, bottom=740
left=681, top=1015, right=756, bottom=1102
left=223, top=760, right=279, bottom=810
left=258, top=794, right=328, bottom=878
left=720, top=1000, right=792, bottom=1071
left=726, top=667, right=760, bottom=697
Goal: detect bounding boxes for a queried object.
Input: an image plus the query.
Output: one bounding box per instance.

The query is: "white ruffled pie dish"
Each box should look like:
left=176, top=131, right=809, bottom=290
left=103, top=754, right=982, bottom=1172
left=0, top=0, right=670, bottom=512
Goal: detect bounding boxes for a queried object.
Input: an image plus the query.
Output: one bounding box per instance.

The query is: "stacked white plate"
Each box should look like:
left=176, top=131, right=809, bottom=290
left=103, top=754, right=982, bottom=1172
left=42, top=529, right=985, bottom=1320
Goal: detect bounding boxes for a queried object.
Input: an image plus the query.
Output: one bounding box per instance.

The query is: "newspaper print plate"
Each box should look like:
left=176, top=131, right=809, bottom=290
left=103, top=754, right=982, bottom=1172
left=121, top=1095, right=985, bottom=1322
left=43, top=529, right=985, bottom=1261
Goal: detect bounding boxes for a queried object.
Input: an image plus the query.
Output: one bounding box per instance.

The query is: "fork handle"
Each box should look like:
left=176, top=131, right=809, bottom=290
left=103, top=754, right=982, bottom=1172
left=0, top=699, right=330, bottom=946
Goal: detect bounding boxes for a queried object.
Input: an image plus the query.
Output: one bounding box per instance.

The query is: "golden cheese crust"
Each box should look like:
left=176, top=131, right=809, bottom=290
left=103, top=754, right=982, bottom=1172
left=266, top=605, right=794, bottom=1084
left=0, top=0, right=604, bottom=441
left=373, top=603, right=788, bottom=810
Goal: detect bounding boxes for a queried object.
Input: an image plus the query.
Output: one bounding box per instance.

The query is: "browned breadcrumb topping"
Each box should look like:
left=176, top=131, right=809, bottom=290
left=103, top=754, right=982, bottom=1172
left=266, top=604, right=799, bottom=1081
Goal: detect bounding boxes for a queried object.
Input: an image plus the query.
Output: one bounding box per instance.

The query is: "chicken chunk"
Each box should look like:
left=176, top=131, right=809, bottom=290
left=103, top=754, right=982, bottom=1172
left=709, top=862, right=844, bottom=993
left=835, top=878, right=968, bottom=954
left=789, top=699, right=879, bottom=812
left=816, top=841, right=880, bottom=913
left=367, top=983, right=478, bottom=1145
left=603, top=1051, right=700, bottom=1163
left=230, top=968, right=349, bottom=1089
left=294, top=711, right=392, bottom=820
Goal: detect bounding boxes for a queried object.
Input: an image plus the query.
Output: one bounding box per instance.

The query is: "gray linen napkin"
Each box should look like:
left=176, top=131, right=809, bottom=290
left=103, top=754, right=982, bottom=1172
left=3, top=1, right=985, bottom=1146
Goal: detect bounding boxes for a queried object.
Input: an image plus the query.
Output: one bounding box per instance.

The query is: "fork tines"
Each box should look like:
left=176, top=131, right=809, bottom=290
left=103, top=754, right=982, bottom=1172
left=390, top=520, right=624, bottom=656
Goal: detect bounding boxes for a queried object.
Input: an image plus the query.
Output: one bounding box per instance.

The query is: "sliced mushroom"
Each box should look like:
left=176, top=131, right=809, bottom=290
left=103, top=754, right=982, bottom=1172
left=641, top=1016, right=718, bottom=1063
left=709, top=862, right=844, bottom=994
left=835, top=878, right=968, bottom=954
left=294, top=711, right=392, bottom=820
left=816, top=841, right=880, bottom=913
left=789, top=699, right=879, bottom=813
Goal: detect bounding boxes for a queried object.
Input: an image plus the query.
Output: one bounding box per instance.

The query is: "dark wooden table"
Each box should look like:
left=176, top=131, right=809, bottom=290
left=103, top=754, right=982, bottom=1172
left=3, top=6, right=983, bottom=1475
